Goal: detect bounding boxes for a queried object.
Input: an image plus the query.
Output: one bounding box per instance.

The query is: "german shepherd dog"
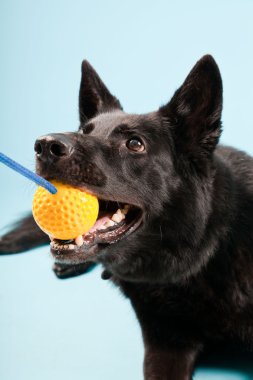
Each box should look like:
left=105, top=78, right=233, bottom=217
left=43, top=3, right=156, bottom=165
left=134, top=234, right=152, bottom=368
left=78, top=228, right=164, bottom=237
left=1, top=55, right=253, bottom=379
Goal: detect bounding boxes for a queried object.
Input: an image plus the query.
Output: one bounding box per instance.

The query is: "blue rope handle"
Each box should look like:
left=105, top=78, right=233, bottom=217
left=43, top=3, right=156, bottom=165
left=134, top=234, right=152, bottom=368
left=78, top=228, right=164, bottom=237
left=0, top=152, right=57, bottom=194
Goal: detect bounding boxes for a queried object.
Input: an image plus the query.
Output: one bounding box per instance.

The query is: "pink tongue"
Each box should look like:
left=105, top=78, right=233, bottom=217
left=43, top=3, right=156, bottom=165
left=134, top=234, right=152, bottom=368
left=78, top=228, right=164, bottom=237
left=85, top=215, right=111, bottom=235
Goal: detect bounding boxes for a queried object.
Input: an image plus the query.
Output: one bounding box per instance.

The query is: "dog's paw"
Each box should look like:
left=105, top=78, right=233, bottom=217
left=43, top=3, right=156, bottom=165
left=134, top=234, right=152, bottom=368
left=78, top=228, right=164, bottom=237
left=52, top=262, right=96, bottom=279
left=0, top=235, right=30, bottom=254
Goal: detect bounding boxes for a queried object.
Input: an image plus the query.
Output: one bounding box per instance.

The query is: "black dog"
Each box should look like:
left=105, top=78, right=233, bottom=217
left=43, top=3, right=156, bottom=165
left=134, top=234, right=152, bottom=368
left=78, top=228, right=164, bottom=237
left=1, top=55, right=253, bottom=379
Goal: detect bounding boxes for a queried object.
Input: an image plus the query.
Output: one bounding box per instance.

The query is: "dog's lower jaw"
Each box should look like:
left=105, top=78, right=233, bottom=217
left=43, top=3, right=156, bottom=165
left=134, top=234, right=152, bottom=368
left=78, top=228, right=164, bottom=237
left=53, top=262, right=96, bottom=279
left=51, top=243, right=100, bottom=265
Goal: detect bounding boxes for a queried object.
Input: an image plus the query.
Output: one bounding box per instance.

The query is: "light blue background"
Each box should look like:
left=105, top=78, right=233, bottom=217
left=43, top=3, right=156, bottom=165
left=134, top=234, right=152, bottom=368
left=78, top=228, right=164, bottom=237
left=1, top=1, right=253, bottom=379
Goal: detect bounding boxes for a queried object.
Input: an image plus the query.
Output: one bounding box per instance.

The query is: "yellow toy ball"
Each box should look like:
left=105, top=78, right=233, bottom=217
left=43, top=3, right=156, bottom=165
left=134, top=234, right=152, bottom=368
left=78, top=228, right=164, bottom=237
left=32, top=180, right=99, bottom=240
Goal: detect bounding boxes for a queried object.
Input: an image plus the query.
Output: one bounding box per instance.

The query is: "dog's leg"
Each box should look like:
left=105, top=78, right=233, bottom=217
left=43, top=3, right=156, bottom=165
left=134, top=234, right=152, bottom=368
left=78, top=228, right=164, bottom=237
left=0, top=214, right=49, bottom=254
left=144, top=346, right=198, bottom=380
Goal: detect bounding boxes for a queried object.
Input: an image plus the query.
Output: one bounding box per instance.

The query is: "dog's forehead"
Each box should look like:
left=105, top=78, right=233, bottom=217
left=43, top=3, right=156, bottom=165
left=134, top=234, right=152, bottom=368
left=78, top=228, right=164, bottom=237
left=89, top=111, right=159, bottom=138
left=89, top=112, right=138, bottom=137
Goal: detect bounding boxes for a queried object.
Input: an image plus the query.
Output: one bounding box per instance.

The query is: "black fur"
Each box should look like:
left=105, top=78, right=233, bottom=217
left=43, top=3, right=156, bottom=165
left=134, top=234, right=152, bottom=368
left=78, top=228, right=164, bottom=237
left=0, top=214, right=49, bottom=254
left=1, top=55, right=253, bottom=379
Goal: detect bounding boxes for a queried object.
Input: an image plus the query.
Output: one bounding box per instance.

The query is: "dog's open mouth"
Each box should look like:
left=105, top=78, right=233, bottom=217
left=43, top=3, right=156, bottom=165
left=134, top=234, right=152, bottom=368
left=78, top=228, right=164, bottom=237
left=50, top=199, right=143, bottom=263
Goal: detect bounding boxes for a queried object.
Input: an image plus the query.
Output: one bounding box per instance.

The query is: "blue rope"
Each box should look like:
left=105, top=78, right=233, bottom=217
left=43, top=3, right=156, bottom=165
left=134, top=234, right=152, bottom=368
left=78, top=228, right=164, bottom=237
left=0, top=152, right=57, bottom=194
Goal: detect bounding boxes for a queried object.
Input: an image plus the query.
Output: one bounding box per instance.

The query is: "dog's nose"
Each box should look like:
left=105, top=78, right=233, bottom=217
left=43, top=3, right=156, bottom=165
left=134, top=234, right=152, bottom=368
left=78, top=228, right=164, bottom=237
left=34, top=134, right=73, bottom=161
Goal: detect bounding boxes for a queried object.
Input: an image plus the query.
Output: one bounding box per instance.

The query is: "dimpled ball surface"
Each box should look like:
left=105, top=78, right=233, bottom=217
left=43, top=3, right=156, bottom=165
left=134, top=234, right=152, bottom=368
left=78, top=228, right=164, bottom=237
left=32, top=180, right=99, bottom=240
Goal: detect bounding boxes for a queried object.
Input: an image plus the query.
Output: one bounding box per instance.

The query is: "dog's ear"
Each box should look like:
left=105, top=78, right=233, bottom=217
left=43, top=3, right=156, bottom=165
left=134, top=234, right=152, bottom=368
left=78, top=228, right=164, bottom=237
left=79, top=60, right=122, bottom=123
left=160, top=55, right=222, bottom=159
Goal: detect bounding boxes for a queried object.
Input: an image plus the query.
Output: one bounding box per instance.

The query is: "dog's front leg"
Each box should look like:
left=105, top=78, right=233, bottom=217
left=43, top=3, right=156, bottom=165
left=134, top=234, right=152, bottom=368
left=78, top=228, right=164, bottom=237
left=0, top=214, right=49, bottom=254
left=144, top=346, right=199, bottom=380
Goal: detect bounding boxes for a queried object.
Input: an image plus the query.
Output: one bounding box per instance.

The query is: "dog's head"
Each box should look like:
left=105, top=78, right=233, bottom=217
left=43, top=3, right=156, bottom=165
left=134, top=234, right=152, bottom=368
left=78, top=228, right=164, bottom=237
left=35, top=55, right=223, bottom=283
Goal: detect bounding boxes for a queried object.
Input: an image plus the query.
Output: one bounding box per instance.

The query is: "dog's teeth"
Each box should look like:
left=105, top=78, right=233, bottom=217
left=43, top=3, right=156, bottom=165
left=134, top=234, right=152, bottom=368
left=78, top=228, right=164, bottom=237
left=112, top=209, right=125, bottom=223
left=50, top=240, right=76, bottom=250
left=104, top=220, right=115, bottom=228
left=75, top=235, right=84, bottom=247
left=122, top=205, right=130, bottom=215
left=117, top=209, right=125, bottom=217
left=98, top=225, right=107, bottom=230
left=111, top=213, right=121, bottom=223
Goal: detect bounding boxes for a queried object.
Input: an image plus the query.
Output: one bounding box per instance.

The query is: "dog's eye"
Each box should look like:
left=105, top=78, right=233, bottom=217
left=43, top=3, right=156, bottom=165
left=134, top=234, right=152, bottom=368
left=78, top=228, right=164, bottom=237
left=126, top=138, right=145, bottom=152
